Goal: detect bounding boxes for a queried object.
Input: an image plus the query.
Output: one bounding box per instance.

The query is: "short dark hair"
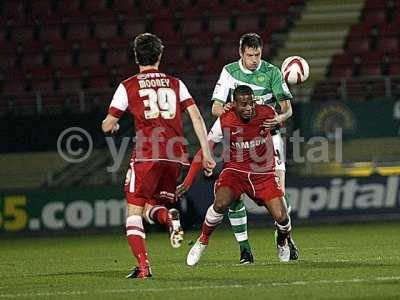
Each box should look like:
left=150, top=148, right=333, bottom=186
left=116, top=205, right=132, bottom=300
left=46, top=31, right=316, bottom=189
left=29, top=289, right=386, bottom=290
left=239, top=33, right=263, bottom=53
left=233, top=85, right=254, bottom=101
left=133, top=33, right=164, bottom=66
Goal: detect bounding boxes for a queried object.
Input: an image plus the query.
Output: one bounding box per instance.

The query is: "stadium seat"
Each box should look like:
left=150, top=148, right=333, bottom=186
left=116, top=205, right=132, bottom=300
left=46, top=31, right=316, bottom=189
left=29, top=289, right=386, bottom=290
left=236, top=15, right=262, bottom=33
left=377, top=37, right=399, bottom=53
left=331, top=53, right=353, bottom=66
left=348, top=23, right=373, bottom=39
left=388, top=64, right=400, bottom=75
left=379, top=23, right=399, bottom=37
left=362, top=10, right=386, bottom=25
left=346, top=39, right=370, bottom=54
left=96, top=22, right=117, bottom=39
left=0, top=0, right=297, bottom=114
left=359, top=64, right=382, bottom=77
left=364, top=0, right=387, bottom=10
left=330, top=64, right=353, bottom=78
left=208, top=17, right=231, bottom=34
left=191, top=45, right=215, bottom=63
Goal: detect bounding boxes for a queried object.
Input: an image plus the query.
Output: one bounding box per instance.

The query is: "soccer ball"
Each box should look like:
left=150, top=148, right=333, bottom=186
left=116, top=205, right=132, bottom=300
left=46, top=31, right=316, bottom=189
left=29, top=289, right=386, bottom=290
left=281, top=56, right=309, bottom=84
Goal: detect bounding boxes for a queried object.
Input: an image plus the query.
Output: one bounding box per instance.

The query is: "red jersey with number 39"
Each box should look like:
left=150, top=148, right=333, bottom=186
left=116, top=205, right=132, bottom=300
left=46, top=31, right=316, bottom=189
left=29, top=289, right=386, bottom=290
left=108, top=69, right=194, bottom=164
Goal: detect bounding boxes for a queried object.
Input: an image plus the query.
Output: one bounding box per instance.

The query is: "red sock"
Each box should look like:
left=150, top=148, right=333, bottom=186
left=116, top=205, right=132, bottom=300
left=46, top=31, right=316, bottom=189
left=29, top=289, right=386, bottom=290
left=199, top=222, right=217, bottom=245
left=150, top=206, right=172, bottom=230
left=127, top=235, right=149, bottom=268
left=126, top=215, right=149, bottom=268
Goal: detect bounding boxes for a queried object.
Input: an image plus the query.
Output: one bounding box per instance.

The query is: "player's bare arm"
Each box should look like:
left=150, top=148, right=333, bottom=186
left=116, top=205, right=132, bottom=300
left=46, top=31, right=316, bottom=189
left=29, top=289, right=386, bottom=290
left=212, top=101, right=232, bottom=117
left=176, top=140, right=216, bottom=198
left=101, top=114, right=120, bottom=133
left=262, top=99, right=292, bottom=129
left=186, top=105, right=216, bottom=171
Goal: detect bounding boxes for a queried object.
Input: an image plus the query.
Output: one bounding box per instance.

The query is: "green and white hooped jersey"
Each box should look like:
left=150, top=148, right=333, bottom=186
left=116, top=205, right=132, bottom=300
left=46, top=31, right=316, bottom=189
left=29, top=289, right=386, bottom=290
left=211, top=59, right=293, bottom=107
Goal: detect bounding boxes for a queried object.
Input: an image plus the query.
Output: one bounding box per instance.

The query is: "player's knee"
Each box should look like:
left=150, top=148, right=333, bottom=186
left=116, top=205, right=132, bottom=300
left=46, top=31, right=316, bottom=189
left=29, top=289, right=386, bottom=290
left=213, top=201, right=228, bottom=214
left=274, top=210, right=289, bottom=225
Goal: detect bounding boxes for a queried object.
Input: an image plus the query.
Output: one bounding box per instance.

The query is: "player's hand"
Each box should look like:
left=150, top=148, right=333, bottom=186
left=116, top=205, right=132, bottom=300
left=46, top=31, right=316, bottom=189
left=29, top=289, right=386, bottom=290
left=202, top=155, right=216, bottom=174
left=203, top=168, right=213, bottom=177
left=176, top=183, right=188, bottom=199
left=262, top=115, right=282, bottom=129
left=223, top=102, right=233, bottom=112
left=111, top=123, right=120, bottom=134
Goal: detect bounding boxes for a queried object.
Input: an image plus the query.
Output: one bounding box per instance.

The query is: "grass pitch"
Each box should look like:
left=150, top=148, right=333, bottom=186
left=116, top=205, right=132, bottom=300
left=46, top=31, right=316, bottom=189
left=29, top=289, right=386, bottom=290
left=1, top=223, right=400, bottom=299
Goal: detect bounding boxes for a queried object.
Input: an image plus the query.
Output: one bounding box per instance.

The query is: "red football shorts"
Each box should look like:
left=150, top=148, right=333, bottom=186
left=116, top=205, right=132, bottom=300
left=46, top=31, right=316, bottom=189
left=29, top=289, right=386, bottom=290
left=125, top=160, right=182, bottom=207
left=214, top=168, right=284, bottom=206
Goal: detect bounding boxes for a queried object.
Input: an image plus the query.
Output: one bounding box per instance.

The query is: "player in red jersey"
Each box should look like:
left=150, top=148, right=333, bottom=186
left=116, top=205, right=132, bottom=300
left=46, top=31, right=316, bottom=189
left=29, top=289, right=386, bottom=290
left=102, top=33, right=215, bottom=279
left=180, top=85, right=297, bottom=266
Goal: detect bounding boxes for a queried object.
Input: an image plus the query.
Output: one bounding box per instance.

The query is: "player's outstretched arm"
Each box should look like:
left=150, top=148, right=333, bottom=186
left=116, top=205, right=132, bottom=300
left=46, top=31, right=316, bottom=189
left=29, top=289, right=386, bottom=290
left=186, top=105, right=216, bottom=171
left=102, top=114, right=120, bottom=134
left=176, top=140, right=216, bottom=198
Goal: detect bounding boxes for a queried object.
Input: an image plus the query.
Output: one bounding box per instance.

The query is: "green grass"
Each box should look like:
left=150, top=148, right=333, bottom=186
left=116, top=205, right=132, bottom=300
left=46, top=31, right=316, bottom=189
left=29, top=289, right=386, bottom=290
left=1, top=223, right=400, bottom=299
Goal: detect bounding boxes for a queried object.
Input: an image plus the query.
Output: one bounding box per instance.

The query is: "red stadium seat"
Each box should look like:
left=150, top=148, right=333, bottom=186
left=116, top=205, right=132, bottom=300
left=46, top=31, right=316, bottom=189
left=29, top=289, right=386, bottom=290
left=346, top=39, right=370, bottom=54
left=79, top=51, right=100, bottom=67
left=51, top=52, right=71, bottom=68
left=236, top=15, right=262, bottom=33
left=191, top=45, right=214, bottom=63
left=180, top=19, right=203, bottom=36
left=96, top=22, right=117, bottom=39
left=359, top=64, right=382, bottom=76
left=379, top=23, right=399, bottom=37
left=208, top=17, right=231, bottom=34
left=331, top=53, right=353, bottom=66
left=377, top=37, right=399, bottom=53
left=346, top=79, right=365, bottom=101
left=362, top=10, right=386, bottom=26
left=107, top=49, right=129, bottom=66
left=330, top=65, right=353, bottom=78
left=268, top=16, right=289, bottom=32
left=348, top=23, right=373, bottom=39
left=68, top=23, right=90, bottom=41
left=364, top=0, right=386, bottom=10
left=124, top=20, right=146, bottom=38
left=388, top=64, right=400, bottom=75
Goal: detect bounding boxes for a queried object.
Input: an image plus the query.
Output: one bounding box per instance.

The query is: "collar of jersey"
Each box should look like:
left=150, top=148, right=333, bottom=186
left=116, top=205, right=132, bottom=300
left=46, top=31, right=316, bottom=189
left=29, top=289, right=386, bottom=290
left=239, top=59, right=261, bottom=74
left=140, top=68, right=159, bottom=73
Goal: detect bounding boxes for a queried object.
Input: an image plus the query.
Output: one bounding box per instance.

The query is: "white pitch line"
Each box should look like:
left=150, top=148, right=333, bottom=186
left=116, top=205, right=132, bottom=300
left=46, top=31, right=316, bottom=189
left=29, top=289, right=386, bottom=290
left=1, top=276, right=400, bottom=298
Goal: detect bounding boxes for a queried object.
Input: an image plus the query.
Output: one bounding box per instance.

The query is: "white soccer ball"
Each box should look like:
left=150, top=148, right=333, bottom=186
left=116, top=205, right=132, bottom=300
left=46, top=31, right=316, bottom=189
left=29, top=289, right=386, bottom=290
left=281, top=56, right=309, bottom=84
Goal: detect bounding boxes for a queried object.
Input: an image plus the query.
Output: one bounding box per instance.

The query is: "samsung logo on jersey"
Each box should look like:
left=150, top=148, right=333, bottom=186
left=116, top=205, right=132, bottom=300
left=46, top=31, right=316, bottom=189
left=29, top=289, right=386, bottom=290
left=232, top=137, right=266, bottom=150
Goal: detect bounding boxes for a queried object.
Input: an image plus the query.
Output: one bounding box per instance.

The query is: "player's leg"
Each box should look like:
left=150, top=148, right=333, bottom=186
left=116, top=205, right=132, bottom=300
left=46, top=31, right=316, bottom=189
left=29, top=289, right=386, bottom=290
left=124, top=161, right=156, bottom=279
left=273, top=134, right=290, bottom=209
left=252, top=173, right=298, bottom=262
left=142, top=161, right=183, bottom=248
left=228, top=198, right=254, bottom=264
left=274, top=134, right=299, bottom=260
left=263, top=196, right=292, bottom=262
left=143, top=203, right=183, bottom=248
left=187, top=186, right=238, bottom=266
left=125, top=202, right=152, bottom=278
